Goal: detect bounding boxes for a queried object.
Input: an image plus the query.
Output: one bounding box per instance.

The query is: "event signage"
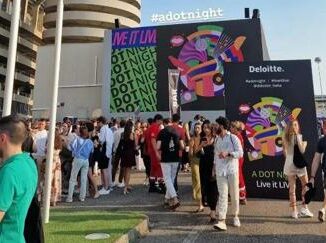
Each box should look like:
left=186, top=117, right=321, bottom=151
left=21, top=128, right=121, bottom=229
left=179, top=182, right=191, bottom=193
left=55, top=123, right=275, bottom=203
left=108, top=19, right=265, bottom=114
left=224, top=60, right=323, bottom=199
left=150, top=8, right=224, bottom=24
left=110, top=27, right=157, bottom=112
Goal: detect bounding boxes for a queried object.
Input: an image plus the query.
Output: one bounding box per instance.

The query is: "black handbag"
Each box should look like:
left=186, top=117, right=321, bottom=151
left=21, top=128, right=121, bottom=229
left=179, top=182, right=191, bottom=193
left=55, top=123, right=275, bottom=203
left=293, top=140, right=307, bottom=168
left=304, top=182, right=316, bottom=204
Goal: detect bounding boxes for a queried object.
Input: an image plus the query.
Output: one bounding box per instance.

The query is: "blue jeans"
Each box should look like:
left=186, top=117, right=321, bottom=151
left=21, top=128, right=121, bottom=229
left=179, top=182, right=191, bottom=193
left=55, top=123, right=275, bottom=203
left=67, top=158, right=89, bottom=201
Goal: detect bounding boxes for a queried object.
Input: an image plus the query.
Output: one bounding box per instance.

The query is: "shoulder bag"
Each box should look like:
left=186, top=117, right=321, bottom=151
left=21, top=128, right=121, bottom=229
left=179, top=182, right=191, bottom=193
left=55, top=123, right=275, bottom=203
left=293, top=136, right=308, bottom=168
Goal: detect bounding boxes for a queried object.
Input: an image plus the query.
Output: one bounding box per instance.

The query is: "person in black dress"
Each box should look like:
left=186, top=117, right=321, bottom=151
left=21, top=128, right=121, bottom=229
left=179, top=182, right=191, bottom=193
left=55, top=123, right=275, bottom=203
left=23, top=121, right=45, bottom=243
left=89, top=136, right=101, bottom=199
left=140, top=122, right=151, bottom=185
left=198, top=120, right=218, bottom=222
left=116, top=120, right=137, bottom=195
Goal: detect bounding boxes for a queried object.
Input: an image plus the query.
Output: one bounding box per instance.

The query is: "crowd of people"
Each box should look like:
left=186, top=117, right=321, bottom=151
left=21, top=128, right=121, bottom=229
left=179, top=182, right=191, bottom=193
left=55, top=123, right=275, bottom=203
left=23, top=114, right=326, bottom=225
left=0, top=113, right=326, bottom=242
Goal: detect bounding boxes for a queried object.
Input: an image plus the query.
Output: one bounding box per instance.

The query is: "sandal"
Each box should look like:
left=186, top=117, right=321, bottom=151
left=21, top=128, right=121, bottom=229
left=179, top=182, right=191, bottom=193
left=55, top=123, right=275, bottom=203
left=209, top=211, right=217, bottom=223
left=209, top=217, right=217, bottom=223
left=195, top=207, right=204, bottom=213
left=170, top=202, right=181, bottom=211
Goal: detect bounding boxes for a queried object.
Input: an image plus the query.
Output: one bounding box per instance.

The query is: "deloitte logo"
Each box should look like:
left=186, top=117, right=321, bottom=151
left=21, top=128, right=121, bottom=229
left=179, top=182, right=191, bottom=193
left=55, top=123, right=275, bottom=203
left=249, top=65, right=285, bottom=73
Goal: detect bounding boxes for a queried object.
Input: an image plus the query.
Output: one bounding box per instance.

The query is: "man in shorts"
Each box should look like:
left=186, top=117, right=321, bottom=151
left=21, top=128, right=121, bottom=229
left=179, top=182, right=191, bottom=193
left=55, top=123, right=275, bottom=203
left=309, top=120, right=326, bottom=222
left=97, top=116, right=114, bottom=195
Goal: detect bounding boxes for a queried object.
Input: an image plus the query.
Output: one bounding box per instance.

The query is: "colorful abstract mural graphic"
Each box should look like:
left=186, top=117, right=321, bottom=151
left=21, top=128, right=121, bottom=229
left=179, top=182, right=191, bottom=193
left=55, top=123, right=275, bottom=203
left=168, top=25, right=246, bottom=104
left=244, top=97, right=301, bottom=161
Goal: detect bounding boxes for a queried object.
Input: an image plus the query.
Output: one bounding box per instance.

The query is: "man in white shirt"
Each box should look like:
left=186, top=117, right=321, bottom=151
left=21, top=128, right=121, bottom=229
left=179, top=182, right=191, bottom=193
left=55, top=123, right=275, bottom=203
left=66, top=124, right=78, bottom=146
left=33, top=119, right=48, bottom=170
left=97, top=116, right=114, bottom=195
left=110, top=118, right=119, bottom=133
left=213, top=117, right=243, bottom=231
left=112, top=120, right=126, bottom=188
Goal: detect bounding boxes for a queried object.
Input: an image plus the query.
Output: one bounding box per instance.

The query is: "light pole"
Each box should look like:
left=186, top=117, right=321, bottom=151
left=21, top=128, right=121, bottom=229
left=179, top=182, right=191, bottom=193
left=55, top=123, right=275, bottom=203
left=2, top=0, right=21, bottom=116
left=315, top=57, right=323, bottom=96
left=315, top=57, right=324, bottom=117
left=43, top=0, right=64, bottom=224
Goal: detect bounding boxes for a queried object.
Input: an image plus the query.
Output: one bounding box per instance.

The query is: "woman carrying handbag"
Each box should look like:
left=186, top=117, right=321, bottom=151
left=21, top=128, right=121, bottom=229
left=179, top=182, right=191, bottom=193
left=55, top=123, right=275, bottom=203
left=282, top=119, right=313, bottom=219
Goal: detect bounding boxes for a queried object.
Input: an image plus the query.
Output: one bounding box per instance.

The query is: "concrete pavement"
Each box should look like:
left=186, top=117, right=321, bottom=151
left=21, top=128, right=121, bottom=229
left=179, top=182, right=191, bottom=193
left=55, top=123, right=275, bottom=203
left=58, top=171, right=326, bottom=243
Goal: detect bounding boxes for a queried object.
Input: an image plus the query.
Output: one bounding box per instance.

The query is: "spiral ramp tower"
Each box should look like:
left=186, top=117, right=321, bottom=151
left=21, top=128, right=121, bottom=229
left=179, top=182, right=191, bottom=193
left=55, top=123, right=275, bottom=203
left=33, top=0, right=142, bottom=120
left=43, top=0, right=141, bottom=43
left=0, top=0, right=44, bottom=116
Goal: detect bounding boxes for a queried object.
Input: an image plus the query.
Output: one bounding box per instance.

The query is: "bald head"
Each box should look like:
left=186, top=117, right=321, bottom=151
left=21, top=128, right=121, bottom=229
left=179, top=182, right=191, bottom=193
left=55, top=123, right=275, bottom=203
left=0, top=115, right=27, bottom=145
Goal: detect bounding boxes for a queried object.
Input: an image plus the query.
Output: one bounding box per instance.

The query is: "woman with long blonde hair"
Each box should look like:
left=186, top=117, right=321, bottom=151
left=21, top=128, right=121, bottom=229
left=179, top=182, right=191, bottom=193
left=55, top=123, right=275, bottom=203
left=282, top=119, right=313, bottom=219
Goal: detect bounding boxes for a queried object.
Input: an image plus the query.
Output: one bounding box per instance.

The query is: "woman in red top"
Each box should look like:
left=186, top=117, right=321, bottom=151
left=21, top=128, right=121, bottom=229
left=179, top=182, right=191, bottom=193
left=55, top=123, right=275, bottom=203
left=230, top=121, right=247, bottom=205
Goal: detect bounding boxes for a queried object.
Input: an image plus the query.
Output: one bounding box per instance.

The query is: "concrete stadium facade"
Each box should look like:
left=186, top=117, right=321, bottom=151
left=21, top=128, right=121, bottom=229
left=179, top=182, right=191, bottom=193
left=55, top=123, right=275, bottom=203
left=33, top=0, right=141, bottom=120
left=0, top=0, right=44, bottom=116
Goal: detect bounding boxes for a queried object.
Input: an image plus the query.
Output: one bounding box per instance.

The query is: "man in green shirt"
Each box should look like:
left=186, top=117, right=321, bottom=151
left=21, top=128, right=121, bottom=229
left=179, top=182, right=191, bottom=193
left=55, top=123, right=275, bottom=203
left=0, top=115, right=38, bottom=243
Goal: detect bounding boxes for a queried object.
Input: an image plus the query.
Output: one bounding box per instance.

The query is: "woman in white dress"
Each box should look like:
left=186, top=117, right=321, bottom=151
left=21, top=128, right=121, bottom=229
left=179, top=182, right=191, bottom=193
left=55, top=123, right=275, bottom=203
left=282, top=120, right=313, bottom=219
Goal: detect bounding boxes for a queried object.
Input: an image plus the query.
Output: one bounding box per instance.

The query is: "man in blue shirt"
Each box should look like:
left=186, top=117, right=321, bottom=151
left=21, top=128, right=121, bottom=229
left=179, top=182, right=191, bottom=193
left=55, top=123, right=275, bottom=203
left=0, top=115, right=38, bottom=243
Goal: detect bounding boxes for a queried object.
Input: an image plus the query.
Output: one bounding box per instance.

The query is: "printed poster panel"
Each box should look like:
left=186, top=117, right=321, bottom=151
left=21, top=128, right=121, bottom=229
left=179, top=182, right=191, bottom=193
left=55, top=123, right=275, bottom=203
left=110, top=27, right=157, bottom=112
left=224, top=60, right=323, bottom=200
left=157, top=18, right=264, bottom=111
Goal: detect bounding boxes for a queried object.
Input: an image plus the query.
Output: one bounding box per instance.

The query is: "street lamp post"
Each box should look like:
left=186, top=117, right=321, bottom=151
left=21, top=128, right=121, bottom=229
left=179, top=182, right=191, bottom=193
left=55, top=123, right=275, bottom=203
left=42, top=0, right=64, bottom=224
left=2, top=0, right=21, bottom=116
left=315, top=57, right=325, bottom=117
left=315, top=57, right=323, bottom=97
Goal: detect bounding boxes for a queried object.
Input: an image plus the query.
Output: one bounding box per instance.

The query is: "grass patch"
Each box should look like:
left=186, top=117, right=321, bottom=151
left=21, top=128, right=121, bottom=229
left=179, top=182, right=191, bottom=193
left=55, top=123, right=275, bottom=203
left=44, top=210, right=145, bottom=243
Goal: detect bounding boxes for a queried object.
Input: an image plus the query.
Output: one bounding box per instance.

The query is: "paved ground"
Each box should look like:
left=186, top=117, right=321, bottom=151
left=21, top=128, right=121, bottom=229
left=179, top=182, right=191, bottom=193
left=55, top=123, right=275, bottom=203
left=58, top=171, right=326, bottom=243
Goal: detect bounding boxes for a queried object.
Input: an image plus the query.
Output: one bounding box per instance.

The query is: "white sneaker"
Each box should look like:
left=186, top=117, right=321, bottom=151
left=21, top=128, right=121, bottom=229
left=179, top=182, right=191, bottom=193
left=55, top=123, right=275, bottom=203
left=143, top=179, right=149, bottom=186
left=318, top=208, right=325, bottom=222
left=79, top=198, right=85, bottom=202
left=299, top=207, right=314, bottom=218
left=291, top=211, right=298, bottom=219
left=98, top=188, right=106, bottom=194
left=117, top=183, right=125, bottom=188
left=99, top=188, right=111, bottom=195
left=233, top=217, right=241, bottom=227
left=66, top=198, right=73, bottom=203
left=213, top=221, right=227, bottom=231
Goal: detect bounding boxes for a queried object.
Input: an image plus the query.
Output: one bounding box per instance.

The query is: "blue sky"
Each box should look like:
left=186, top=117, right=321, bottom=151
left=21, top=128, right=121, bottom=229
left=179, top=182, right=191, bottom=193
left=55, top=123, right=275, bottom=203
left=141, top=0, right=326, bottom=96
